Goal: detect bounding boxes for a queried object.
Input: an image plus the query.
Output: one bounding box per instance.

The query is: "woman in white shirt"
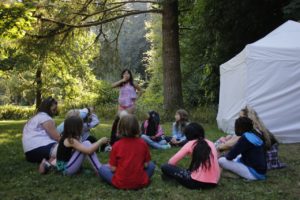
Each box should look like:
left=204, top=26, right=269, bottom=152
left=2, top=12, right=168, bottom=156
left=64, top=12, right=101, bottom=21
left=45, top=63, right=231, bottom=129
left=22, top=97, right=60, bottom=163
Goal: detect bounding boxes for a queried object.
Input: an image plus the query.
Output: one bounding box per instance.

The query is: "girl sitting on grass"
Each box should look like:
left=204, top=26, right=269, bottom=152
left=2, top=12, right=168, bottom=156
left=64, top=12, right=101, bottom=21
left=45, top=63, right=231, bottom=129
left=166, top=109, right=189, bottom=147
left=161, top=122, right=220, bottom=189
left=216, top=106, right=286, bottom=169
left=39, top=116, right=108, bottom=175
left=218, top=117, right=267, bottom=181
left=99, top=114, right=155, bottom=190
left=140, top=111, right=170, bottom=150
left=57, top=107, right=100, bottom=143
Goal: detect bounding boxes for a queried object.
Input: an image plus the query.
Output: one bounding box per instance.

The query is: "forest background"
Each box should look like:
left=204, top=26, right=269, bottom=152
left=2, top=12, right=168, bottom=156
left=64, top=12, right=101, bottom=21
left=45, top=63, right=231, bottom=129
left=1, top=1, right=300, bottom=199
left=1, top=0, right=300, bottom=121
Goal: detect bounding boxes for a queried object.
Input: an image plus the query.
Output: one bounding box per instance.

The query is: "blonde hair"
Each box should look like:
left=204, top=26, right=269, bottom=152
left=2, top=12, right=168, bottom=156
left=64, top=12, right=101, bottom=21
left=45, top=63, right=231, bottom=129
left=119, top=110, right=129, bottom=119
left=118, top=114, right=140, bottom=137
left=66, top=109, right=80, bottom=118
left=243, top=105, right=276, bottom=149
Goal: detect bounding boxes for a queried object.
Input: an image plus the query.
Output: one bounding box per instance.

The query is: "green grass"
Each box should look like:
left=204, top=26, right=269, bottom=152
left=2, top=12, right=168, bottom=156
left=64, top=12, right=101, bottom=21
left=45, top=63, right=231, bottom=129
left=0, top=119, right=299, bottom=200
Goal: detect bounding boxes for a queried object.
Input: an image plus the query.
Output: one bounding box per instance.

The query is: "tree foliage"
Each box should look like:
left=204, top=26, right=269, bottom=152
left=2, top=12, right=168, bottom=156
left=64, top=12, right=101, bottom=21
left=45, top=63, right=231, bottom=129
left=0, top=1, right=109, bottom=106
left=0, top=2, right=35, bottom=39
left=283, top=0, right=300, bottom=20
left=142, top=14, right=163, bottom=107
left=179, top=0, right=290, bottom=106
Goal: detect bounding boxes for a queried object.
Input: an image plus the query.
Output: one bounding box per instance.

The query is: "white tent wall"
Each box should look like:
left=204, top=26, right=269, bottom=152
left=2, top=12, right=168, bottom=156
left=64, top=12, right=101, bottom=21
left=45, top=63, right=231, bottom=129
left=217, top=50, right=247, bottom=134
left=246, top=57, right=300, bottom=143
left=217, top=20, right=300, bottom=143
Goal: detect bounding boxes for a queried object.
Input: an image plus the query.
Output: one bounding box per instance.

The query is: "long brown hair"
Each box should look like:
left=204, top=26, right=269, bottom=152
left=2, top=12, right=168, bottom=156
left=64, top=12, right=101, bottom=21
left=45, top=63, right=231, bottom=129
left=62, top=116, right=83, bottom=144
left=175, top=109, right=189, bottom=132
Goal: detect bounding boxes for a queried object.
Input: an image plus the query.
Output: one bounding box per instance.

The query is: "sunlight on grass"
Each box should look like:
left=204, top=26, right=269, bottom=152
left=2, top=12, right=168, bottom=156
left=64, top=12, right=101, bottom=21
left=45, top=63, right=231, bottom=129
left=0, top=138, right=11, bottom=144
left=0, top=133, right=22, bottom=144
left=98, top=122, right=113, bottom=128
left=0, top=120, right=299, bottom=199
left=0, top=120, right=27, bottom=124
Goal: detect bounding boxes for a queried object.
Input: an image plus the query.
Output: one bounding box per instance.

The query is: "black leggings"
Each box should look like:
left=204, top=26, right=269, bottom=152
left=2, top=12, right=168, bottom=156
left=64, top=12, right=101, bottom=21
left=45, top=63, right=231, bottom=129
left=25, top=142, right=56, bottom=163
left=161, top=164, right=217, bottom=189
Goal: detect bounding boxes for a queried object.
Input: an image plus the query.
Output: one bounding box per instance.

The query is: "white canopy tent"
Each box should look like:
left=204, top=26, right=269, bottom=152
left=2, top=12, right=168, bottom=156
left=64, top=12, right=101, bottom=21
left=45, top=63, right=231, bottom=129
left=217, top=20, right=300, bottom=143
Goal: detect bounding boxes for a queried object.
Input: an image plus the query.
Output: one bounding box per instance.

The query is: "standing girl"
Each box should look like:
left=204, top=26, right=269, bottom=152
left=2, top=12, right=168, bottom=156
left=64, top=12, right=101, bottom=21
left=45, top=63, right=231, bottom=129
left=99, top=114, right=155, bottom=190
left=141, top=111, right=170, bottom=149
left=55, top=116, right=108, bottom=176
left=167, top=109, right=189, bottom=146
left=161, top=123, right=220, bottom=189
left=112, top=69, right=142, bottom=114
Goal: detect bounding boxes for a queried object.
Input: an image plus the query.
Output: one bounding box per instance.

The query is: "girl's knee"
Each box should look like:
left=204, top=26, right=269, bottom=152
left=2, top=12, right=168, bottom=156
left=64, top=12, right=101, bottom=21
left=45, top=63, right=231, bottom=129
left=148, top=161, right=156, bottom=170
left=218, top=157, right=227, bottom=166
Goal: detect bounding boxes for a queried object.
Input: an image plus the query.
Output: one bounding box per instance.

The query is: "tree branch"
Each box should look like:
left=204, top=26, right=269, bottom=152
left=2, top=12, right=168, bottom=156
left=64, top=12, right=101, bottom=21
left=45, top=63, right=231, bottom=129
left=72, top=4, right=124, bottom=17
left=111, top=17, right=126, bottom=43
left=39, top=9, right=162, bottom=28
left=107, top=1, right=161, bottom=5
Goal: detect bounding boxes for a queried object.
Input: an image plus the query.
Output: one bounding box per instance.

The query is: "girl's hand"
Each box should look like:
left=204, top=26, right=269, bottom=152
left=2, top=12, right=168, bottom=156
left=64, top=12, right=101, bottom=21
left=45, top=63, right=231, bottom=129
left=110, top=165, right=116, bottom=172
left=150, top=136, right=156, bottom=140
left=144, top=162, right=149, bottom=168
left=99, top=137, right=109, bottom=145
left=122, top=77, right=128, bottom=82
left=171, top=138, right=178, bottom=144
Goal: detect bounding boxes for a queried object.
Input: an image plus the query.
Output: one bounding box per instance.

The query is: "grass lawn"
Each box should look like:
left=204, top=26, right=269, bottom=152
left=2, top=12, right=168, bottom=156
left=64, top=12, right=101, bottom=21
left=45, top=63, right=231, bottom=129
left=0, top=119, right=299, bottom=200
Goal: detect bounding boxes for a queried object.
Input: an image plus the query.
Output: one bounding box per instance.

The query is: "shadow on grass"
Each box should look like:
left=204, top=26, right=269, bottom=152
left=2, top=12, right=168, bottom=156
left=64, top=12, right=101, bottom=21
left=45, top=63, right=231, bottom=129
left=0, top=120, right=299, bottom=200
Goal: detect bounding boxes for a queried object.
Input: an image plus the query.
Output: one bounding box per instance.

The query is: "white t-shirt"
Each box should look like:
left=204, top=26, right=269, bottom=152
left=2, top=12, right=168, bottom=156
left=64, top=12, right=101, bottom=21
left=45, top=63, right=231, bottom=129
left=22, top=112, right=57, bottom=152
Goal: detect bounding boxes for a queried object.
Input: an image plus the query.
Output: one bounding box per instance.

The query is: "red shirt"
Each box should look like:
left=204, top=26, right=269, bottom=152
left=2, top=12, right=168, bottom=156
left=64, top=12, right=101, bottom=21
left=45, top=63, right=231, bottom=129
left=109, top=137, right=151, bottom=189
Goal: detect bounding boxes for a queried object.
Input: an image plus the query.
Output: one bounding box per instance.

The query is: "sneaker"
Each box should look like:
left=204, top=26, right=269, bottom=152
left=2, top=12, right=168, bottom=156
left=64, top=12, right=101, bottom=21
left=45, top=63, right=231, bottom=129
left=104, top=145, right=112, bottom=152
left=162, top=143, right=171, bottom=150
left=38, top=159, right=52, bottom=175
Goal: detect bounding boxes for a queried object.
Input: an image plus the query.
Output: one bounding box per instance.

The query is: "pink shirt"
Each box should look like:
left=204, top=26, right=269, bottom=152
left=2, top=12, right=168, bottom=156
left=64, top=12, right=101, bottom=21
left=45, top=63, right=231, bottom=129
left=168, top=139, right=220, bottom=184
left=118, top=83, right=137, bottom=108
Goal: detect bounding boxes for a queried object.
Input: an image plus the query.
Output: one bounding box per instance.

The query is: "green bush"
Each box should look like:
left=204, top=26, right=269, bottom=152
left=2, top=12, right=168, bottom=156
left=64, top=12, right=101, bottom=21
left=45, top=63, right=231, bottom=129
left=0, top=105, right=35, bottom=120
left=189, top=105, right=218, bottom=124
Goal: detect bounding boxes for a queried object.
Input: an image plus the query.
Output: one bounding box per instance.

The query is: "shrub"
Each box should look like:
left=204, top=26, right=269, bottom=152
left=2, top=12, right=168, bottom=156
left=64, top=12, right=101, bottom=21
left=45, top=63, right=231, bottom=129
left=0, top=105, right=35, bottom=120
left=189, top=105, right=218, bottom=124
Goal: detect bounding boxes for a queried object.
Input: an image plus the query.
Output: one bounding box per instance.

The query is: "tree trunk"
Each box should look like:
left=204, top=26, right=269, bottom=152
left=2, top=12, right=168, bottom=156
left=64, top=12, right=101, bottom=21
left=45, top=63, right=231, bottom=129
left=162, top=0, right=183, bottom=112
left=35, top=66, right=42, bottom=109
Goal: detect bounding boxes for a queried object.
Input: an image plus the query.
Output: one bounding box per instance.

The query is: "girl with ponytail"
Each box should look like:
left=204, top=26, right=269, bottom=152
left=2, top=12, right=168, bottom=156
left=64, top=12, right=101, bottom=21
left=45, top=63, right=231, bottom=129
left=161, top=123, right=220, bottom=189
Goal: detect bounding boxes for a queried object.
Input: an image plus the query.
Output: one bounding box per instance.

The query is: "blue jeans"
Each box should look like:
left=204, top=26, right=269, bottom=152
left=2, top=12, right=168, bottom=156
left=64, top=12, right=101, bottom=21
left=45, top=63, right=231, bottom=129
left=99, top=161, right=156, bottom=184
left=140, top=135, right=168, bottom=149
left=161, top=164, right=217, bottom=189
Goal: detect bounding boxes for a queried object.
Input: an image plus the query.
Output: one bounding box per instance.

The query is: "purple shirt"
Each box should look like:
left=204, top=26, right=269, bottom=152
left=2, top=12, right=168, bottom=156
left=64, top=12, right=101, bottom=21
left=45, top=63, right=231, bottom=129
left=118, top=83, right=137, bottom=108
